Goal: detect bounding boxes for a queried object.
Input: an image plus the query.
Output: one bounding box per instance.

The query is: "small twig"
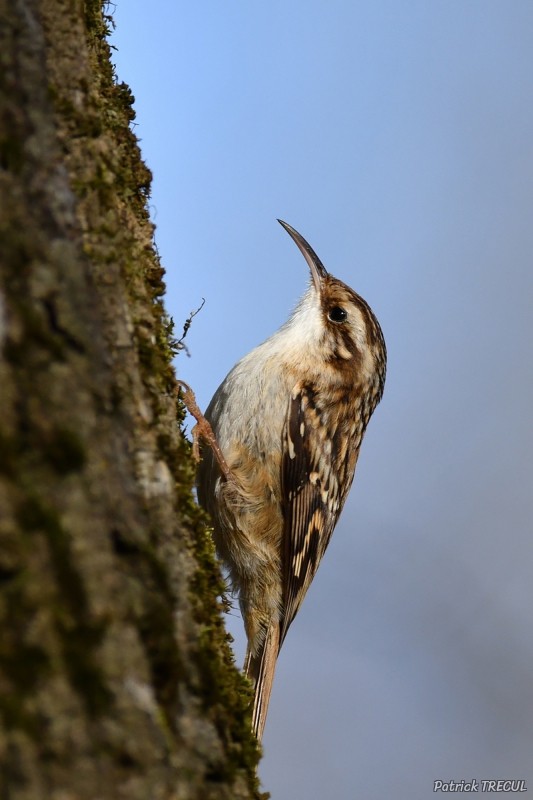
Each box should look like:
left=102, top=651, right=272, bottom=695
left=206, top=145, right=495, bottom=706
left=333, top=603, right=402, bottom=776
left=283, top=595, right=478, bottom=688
left=176, top=298, right=205, bottom=357
left=219, top=593, right=239, bottom=615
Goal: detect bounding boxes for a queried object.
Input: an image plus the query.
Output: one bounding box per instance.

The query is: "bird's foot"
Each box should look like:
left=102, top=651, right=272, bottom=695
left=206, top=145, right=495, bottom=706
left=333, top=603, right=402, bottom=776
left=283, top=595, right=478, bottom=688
left=177, top=380, right=234, bottom=483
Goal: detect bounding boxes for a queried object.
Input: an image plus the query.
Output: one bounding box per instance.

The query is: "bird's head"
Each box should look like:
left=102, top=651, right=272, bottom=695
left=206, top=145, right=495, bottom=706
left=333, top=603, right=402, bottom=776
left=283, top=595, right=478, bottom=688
left=278, top=219, right=386, bottom=397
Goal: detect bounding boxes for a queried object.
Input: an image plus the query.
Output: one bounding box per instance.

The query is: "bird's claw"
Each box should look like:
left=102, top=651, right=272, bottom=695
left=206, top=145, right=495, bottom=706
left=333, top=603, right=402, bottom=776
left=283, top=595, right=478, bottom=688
left=177, top=380, right=234, bottom=482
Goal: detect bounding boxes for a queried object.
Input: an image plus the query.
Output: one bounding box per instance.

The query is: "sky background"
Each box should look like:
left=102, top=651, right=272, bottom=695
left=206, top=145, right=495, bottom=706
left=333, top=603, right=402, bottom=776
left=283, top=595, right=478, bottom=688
left=110, top=3, right=533, bottom=797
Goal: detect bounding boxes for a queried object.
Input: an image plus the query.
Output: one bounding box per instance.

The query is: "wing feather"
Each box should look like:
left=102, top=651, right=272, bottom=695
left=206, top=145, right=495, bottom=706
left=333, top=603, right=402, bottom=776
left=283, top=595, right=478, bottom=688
left=280, top=384, right=356, bottom=644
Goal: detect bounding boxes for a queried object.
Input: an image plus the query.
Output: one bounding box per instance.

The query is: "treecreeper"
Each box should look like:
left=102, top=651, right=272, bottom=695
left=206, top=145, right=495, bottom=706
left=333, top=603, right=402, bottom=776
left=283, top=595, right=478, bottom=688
left=181, top=219, right=386, bottom=741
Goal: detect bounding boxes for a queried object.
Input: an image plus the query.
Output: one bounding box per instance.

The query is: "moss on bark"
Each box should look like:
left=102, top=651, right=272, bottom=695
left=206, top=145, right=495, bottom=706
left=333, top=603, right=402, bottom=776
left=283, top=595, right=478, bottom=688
left=0, top=0, right=266, bottom=797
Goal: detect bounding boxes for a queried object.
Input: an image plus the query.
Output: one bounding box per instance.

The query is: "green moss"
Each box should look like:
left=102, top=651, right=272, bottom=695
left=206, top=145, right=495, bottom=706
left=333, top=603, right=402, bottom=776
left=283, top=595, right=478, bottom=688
left=83, top=0, right=112, bottom=40
left=72, top=1, right=266, bottom=793
left=189, top=521, right=264, bottom=786
left=159, top=427, right=265, bottom=789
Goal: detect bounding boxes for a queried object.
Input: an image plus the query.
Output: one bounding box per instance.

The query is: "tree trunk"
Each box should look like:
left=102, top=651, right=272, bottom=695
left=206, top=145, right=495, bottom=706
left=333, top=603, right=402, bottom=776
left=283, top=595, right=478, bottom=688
left=0, top=1, right=263, bottom=797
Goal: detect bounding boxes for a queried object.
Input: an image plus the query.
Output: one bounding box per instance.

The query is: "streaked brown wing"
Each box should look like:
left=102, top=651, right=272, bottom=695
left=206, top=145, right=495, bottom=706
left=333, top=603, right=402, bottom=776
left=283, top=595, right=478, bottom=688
left=280, top=383, right=347, bottom=645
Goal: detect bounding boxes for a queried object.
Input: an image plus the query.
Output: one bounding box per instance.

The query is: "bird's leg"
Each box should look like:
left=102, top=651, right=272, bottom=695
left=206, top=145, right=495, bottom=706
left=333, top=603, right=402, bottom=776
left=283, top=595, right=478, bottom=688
left=176, top=380, right=234, bottom=483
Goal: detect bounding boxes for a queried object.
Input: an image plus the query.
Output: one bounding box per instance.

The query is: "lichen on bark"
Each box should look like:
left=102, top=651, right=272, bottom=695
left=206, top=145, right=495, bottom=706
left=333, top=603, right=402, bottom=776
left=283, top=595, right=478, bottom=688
left=0, top=0, right=265, bottom=797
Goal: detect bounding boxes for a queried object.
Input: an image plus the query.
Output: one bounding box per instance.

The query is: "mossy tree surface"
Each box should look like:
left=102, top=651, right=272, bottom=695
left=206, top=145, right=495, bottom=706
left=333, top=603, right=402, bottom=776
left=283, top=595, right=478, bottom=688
left=0, top=0, right=264, bottom=797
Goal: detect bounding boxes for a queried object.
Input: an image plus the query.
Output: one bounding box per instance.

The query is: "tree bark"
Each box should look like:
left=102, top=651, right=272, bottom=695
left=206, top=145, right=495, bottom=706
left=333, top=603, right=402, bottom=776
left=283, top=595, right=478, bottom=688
left=0, top=1, right=263, bottom=797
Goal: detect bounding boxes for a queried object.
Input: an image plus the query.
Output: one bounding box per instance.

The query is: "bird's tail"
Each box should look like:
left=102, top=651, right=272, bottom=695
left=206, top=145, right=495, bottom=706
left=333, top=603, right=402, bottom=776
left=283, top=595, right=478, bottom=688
left=244, top=623, right=280, bottom=741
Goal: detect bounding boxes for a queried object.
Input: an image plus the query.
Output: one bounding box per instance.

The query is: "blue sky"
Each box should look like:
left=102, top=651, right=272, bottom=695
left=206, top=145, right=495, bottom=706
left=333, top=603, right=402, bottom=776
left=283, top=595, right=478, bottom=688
left=111, top=3, right=533, bottom=797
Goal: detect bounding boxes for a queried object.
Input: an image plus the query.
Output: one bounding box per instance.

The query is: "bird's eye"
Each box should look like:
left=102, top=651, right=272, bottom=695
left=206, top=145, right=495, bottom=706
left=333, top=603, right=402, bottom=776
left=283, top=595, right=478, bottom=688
left=328, top=306, right=348, bottom=323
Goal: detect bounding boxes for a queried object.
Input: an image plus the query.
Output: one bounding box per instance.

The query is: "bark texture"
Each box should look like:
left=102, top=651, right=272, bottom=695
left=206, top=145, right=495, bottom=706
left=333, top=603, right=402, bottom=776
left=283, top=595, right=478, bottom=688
left=0, top=1, right=264, bottom=797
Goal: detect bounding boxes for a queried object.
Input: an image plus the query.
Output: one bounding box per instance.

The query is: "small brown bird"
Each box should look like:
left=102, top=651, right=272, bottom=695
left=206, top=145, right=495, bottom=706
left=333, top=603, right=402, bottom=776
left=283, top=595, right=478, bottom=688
left=183, top=220, right=386, bottom=741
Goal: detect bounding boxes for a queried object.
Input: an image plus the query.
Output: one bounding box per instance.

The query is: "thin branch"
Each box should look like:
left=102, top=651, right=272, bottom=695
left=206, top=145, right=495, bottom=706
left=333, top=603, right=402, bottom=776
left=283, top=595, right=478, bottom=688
left=176, top=298, right=205, bottom=357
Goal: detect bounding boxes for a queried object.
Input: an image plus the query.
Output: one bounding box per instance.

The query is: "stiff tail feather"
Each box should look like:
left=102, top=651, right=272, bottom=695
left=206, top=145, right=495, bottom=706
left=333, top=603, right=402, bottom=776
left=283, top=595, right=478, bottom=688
left=244, top=623, right=280, bottom=741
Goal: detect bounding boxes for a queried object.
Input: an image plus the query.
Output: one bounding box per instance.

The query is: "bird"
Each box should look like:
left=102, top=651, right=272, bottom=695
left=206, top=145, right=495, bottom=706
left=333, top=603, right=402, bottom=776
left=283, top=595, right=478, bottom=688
left=180, top=220, right=386, bottom=742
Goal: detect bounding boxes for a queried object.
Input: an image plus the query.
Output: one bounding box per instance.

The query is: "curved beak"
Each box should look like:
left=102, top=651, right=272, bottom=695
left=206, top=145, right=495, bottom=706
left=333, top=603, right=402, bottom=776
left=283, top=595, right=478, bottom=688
left=277, top=219, right=329, bottom=295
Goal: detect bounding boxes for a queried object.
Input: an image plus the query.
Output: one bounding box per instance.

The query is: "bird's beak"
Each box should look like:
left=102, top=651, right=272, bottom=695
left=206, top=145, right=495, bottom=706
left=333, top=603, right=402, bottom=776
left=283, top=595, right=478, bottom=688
left=277, top=219, right=329, bottom=295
